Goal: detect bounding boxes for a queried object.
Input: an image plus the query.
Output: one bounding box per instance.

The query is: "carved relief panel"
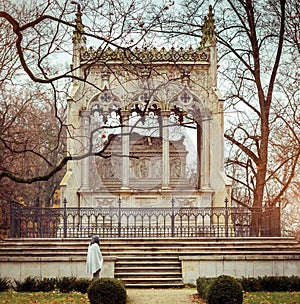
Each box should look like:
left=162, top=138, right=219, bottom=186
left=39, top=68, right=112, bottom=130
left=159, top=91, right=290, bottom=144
left=95, top=133, right=188, bottom=190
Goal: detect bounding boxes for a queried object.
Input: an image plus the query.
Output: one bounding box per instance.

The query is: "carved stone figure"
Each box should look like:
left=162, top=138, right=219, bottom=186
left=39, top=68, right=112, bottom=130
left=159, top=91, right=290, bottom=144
left=171, top=159, right=181, bottom=178
left=140, top=159, right=151, bottom=178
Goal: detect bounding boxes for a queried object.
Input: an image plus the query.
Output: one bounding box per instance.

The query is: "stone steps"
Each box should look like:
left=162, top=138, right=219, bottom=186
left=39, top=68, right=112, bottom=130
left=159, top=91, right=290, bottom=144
left=115, top=256, right=183, bottom=288
left=1, top=239, right=299, bottom=256
left=1, top=237, right=299, bottom=287
left=1, top=237, right=298, bottom=248
left=1, top=238, right=299, bottom=260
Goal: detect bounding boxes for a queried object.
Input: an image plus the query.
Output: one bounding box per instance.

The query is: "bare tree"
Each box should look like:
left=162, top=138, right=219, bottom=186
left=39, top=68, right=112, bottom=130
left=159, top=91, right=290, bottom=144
left=146, top=0, right=299, bottom=234
left=1, top=0, right=299, bottom=237
left=0, top=0, right=200, bottom=185
left=217, top=0, right=299, bottom=234
left=0, top=84, right=66, bottom=204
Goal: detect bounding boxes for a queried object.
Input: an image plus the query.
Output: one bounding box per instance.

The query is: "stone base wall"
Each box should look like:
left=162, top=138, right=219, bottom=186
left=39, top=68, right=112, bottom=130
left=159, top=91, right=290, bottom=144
left=1, top=237, right=299, bottom=285
left=180, top=255, right=300, bottom=284
left=1, top=254, right=300, bottom=284
left=0, top=256, right=116, bottom=281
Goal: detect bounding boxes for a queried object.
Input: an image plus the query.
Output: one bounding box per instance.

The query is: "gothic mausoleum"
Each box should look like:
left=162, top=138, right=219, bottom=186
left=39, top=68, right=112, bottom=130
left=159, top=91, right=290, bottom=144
left=3, top=6, right=299, bottom=288
left=60, top=6, right=231, bottom=212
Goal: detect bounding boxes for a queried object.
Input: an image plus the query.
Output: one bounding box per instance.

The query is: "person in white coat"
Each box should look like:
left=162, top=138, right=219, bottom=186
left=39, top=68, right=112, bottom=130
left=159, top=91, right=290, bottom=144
left=86, top=235, right=103, bottom=279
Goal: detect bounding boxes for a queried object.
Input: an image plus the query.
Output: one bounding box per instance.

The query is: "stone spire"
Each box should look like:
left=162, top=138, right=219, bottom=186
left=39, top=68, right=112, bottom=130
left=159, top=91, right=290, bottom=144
left=72, top=2, right=86, bottom=44
left=200, top=5, right=216, bottom=48
left=71, top=2, right=86, bottom=79
left=200, top=5, right=218, bottom=89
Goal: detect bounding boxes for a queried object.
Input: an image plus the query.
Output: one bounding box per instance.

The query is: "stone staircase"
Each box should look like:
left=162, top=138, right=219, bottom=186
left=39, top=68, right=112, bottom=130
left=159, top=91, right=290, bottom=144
left=115, top=256, right=183, bottom=287
left=0, top=237, right=299, bottom=288
left=101, top=237, right=300, bottom=287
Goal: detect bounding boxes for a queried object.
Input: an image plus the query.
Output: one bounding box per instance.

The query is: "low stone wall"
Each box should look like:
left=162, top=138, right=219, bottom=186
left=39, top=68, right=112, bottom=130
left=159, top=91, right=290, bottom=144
left=1, top=237, right=299, bottom=286
left=180, top=255, right=300, bottom=284
left=2, top=254, right=300, bottom=284
left=0, top=256, right=116, bottom=281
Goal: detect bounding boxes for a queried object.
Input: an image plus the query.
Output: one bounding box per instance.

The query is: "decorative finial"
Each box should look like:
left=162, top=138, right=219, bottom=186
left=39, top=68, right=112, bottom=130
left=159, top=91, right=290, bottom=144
left=71, top=1, right=81, bottom=12
left=200, top=5, right=216, bottom=48
left=72, top=1, right=86, bottom=44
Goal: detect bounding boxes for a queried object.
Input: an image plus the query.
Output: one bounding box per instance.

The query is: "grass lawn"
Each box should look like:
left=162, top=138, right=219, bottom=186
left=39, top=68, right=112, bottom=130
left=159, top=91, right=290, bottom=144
left=243, top=291, right=300, bottom=304
left=0, top=291, right=89, bottom=304
left=0, top=290, right=300, bottom=303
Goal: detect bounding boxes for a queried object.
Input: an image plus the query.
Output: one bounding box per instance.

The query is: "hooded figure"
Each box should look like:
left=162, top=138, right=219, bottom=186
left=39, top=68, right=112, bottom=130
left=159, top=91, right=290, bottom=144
left=86, top=235, right=103, bottom=278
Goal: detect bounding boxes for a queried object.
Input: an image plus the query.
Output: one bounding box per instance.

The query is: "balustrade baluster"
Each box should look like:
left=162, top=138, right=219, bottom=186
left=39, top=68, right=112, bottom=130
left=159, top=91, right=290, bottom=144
left=63, top=198, right=67, bottom=238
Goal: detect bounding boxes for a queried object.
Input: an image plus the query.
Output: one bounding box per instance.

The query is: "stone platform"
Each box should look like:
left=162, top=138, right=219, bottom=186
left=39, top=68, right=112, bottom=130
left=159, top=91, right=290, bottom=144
left=0, top=237, right=299, bottom=287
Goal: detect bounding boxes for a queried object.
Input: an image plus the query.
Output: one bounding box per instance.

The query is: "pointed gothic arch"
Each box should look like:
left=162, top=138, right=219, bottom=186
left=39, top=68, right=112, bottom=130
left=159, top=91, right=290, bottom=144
left=170, top=86, right=206, bottom=112
left=88, top=90, right=122, bottom=114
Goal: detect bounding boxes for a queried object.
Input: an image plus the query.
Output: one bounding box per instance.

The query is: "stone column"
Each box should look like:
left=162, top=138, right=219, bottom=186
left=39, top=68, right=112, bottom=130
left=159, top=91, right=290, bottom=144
left=201, top=110, right=211, bottom=189
left=197, top=122, right=202, bottom=190
left=81, top=110, right=91, bottom=189
left=121, top=110, right=130, bottom=189
left=161, top=110, right=170, bottom=188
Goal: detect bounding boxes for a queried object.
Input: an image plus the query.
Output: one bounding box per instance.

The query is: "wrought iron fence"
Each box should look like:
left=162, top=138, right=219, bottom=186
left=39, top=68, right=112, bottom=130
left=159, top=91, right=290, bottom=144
left=9, top=199, right=280, bottom=238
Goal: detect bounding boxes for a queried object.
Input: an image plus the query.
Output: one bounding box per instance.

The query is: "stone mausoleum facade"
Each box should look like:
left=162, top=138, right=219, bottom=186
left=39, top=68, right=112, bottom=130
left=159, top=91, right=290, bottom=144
left=60, top=6, right=231, bottom=210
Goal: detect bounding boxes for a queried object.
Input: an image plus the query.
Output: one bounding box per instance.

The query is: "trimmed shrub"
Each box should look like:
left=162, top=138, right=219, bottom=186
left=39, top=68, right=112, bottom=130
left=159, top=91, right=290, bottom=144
left=72, top=278, right=92, bottom=294
left=258, top=276, right=297, bottom=292
left=207, top=275, right=243, bottom=304
left=14, top=276, right=39, bottom=292
left=0, top=277, right=11, bottom=292
left=56, top=276, right=77, bottom=293
left=237, top=276, right=300, bottom=292
left=238, top=277, right=262, bottom=292
left=87, top=278, right=127, bottom=304
left=36, top=277, right=56, bottom=292
left=290, top=275, right=300, bottom=291
left=196, top=277, right=215, bottom=299
left=14, top=277, right=56, bottom=292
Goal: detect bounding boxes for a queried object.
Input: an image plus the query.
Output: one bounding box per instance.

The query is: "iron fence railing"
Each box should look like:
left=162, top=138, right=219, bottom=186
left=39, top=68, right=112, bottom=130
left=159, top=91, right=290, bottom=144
left=9, top=199, right=280, bottom=238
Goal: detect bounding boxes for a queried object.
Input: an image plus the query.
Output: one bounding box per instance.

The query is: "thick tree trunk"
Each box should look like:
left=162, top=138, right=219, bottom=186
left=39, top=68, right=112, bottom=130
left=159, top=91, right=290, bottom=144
left=251, top=110, right=269, bottom=235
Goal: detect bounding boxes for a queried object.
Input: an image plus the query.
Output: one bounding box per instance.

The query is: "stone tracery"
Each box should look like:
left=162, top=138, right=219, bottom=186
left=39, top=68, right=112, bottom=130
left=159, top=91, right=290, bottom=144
left=80, top=85, right=213, bottom=195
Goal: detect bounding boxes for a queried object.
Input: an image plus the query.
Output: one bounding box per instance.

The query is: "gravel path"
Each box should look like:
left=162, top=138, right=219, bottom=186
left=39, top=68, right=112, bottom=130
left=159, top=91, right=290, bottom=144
left=127, top=288, right=204, bottom=304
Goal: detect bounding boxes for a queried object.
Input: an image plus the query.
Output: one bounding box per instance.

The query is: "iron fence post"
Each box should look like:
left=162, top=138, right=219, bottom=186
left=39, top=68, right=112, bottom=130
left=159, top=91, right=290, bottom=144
left=225, top=197, right=229, bottom=237
left=171, top=197, right=175, bottom=237
left=118, top=197, right=122, bottom=237
left=9, top=202, right=15, bottom=238
left=63, top=198, right=67, bottom=238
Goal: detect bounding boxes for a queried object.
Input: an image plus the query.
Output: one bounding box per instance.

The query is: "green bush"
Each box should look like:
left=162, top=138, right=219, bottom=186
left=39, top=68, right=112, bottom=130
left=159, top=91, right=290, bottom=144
left=72, top=278, right=92, bottom=294
left=290, top=275, right=300, bottom=291
left=196, top=277, right=215, bottom=299
left=56, top=276, right=77, bottom=293
left=13, top=276, right=90, bottom=293
left=0, top=277, right=11, bottom=292
left=14, top=276, right=39, bottom=292
left=258, top=276, right=297, bottom=292
left=199, top=275, right=300, bottom=294
left=207, top=275, right=243, bottom=304
left=87, top=278, right=127, bottom=304
left=238, top=277, right=262, bottom=292
left=36, top=277, right=56, bottom=292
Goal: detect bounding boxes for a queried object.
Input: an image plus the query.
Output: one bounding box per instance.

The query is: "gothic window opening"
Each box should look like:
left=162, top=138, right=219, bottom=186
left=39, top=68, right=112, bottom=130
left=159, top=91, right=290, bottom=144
left=89, top=93, right=122, bottom=154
